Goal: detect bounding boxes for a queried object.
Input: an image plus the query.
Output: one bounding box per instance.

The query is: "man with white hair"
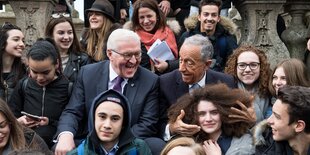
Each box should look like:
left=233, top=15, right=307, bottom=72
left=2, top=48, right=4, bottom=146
left=55, top=29, right=162, bottom=155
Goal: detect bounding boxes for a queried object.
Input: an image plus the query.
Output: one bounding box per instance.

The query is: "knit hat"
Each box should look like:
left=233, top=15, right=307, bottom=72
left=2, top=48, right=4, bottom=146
left=85, top=0, right=115, bottom=22
left=90, top=89, right=130, bottom=129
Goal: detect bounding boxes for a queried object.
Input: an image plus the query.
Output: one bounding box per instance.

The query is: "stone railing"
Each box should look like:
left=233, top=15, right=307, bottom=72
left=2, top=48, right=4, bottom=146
left=234, top=0, right=310, bottom=69
left=0, top=0, right=83, bottom=48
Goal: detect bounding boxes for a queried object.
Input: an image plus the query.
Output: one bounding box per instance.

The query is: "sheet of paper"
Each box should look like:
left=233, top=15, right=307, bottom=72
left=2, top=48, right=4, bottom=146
left=147, top=40, right=175, bottom=62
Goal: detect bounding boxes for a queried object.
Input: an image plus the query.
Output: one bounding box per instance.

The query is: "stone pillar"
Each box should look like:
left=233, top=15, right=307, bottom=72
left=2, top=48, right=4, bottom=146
left=234, top=0, right=290, bottom=68
left=8, top=0, right=58, bottom=47
left=281, top=0, right=310, bottom=61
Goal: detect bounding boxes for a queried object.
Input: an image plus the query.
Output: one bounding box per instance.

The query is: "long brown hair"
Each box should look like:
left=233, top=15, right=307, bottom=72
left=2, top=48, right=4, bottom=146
left=86, top=15, right=113, bottom=61
left=131, top=0, right=167, bottom=31
left=0, top=99, right=26, bottom=150
left=45, top=17, right=82, bottom=55
left=268, top=58, right=310, bottom=96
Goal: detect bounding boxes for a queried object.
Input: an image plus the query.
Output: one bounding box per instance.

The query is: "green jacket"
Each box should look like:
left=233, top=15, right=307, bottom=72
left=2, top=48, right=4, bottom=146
left=67, top=137, right=152, bottom=155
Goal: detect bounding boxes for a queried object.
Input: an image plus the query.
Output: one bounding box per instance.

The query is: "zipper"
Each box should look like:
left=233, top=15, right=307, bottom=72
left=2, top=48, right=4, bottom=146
left=3, top=80, right=8, bottom=103
left=41, top=86, right=46, bottom=116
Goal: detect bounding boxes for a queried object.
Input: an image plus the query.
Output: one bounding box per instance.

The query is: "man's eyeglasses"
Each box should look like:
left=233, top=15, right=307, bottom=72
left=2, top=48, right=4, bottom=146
left=237, top=62, right=260, bottom=70
left=51, top=13, right=71, bottom=18
left=110, top=49, right=142, bottom=60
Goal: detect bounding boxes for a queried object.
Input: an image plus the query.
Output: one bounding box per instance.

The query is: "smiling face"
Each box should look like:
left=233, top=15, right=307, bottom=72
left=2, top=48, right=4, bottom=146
left=107, top=39, right=141, bottom=79
left=95, top=101, right=123, bottom=150
left=5, top=29, right=25, bottom=58
left=179, top=44, right=208, bottom=85
left=28, top=57, right=58, bottom=87
left=237, top=51, right=260, bottom=86
left=88, top=11, right=104, bottom=30
left=52, top=21, right=73, bottom=53
left=267, top=99, right=296, bottom=141
left=198, top=5, right=220, bottom=34
left=272, top=67, right=287, bottom=95
left=197, top=100, right=222, bottom=139
left=138, top=7, right=157, bottom=32
left=0, top=113, right=10, bottom=151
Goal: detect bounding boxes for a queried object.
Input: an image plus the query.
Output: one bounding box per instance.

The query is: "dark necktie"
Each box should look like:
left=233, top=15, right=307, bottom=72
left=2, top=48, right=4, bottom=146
left=112, top=76, right=124, bottom=93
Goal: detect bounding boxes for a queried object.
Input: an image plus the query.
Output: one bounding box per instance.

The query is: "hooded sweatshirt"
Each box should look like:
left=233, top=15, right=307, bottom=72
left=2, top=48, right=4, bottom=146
left=68, top=89, right=152, bottom=155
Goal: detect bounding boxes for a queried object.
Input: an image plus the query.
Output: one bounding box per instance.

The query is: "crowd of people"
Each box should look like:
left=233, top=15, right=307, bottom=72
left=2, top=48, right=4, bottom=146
left=0, top=0, right=309, bottom=154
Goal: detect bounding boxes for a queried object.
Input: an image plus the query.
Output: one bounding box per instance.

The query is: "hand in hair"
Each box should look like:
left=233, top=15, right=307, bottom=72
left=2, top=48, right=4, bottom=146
left=169, top=110, right=201, bottom=136
left=228, top=96, right=256, bottom=125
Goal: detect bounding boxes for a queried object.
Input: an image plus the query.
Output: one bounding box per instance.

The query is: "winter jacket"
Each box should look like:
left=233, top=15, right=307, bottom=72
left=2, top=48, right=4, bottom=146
left=8, top=75, right=70, bottom=147
left=3, top=127, right=52, bottom=155
left=253, top=120, right=296, bottom=155
left=0, top=72, right=25, bottom=103
left=67, top=90, right=152, bottom=155
left=23, top=127, right=52, bottom=154
left=123, top=20, right=181, bottom=74
left=63, top=52, right=90, bottom=84
left=179, top=15, right=238, bottom=72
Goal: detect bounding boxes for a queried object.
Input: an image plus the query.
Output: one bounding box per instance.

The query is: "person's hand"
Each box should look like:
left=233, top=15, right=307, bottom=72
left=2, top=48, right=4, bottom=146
left=17, top=115, right=40, bottom=128
left=228, top=96, right=256, bottom=124
left=307, top=38, right=310, bottom=51
left=154, top=58, right=168, bottom=73
left=55, top=133, right=75, bottom=155
left=158, top=0, right=170, bottom=16
left=120, top=9, right=127, bottom=20
left=169, top=110, right=200, bottom=136
left=38, top=116, right=49, bottom=126
left=203, top=140, right=222, bottom=155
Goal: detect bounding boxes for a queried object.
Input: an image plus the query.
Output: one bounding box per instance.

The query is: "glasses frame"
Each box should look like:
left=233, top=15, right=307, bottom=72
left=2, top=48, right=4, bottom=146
left=110, top=49, right=142, bottom=60
left=237, top=62, right=260, bottom=70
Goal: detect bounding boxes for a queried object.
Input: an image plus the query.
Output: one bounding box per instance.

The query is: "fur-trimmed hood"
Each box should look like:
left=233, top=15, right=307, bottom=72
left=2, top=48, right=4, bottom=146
left=184, top=14, right=237, bottom=35
left=253, top=119, right=269, bottom=146
left=123, top=20, right=181, bottom=35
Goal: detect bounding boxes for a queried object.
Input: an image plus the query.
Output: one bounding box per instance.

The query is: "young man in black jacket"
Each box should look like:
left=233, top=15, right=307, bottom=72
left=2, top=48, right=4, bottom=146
left=254, top=85, right=310, bottom=155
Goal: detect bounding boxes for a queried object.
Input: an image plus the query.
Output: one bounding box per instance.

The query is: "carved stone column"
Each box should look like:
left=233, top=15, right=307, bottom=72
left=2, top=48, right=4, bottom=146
left=8, top=0, right=58, bottom=47
left=281, top=0, right=310, bottom=61
left=234, top=0, right=290, bottom=68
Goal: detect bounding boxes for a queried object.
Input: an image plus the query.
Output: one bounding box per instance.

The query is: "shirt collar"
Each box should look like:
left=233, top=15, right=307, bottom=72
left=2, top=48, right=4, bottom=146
left=109, top=63, right=118, bottom=82
left=100, top=142, right=119, bottom=155
left=109, top=63, right=128, bottom=82
left=189, top=72, right=206, bottom=89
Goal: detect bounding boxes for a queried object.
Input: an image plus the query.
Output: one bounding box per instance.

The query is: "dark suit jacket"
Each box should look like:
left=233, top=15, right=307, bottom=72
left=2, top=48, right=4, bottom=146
left=56, top=61, right=159, bottom=140
left=158, top=69, right=235, bottom=135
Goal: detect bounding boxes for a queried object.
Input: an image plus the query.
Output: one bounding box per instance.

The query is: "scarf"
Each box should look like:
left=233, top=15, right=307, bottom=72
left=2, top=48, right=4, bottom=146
left=136, top=26, right=178, bottom=58
left=237, top=81, right=270, bottom=123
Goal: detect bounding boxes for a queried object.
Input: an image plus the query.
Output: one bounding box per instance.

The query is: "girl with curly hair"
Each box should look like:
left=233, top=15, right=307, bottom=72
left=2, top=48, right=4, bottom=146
left=168, top=83, right=255, bottom=155
left=225, top=45, right=271, bottom=122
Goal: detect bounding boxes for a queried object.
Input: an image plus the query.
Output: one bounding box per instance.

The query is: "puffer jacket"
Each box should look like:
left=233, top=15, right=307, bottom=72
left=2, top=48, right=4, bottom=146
left=179, top=15, right=238, bottom=72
